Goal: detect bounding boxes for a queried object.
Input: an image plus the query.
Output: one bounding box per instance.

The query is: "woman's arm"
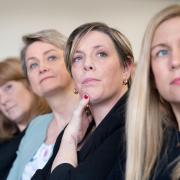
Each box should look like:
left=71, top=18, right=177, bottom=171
left=51, top=95, right=91, bottom=171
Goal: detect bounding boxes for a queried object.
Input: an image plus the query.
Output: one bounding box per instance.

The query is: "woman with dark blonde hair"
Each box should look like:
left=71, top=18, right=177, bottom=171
left=7, top=29, right=80, bottom=180
left=126, top=4, right=180, bottom=180
left=32, top=22, right=133, bottom=180
left=0, top=57, right=50, bottom=180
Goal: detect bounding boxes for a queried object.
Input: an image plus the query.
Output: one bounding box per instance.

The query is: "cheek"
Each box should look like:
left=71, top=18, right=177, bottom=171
left=153, top=71, right=169, bottom=99
left=28, top=77, right=40, bottom=94
left=28, top=76, right=37, bottom=86
left=72, top=70, right=82, bottom=86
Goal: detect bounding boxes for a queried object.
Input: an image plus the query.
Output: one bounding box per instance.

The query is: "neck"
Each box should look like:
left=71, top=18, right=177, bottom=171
left=91, top=88, right=127, bottom=127
left=17, top=122, right=27, bottom=132
left=46, top=84, right=80, bottom=126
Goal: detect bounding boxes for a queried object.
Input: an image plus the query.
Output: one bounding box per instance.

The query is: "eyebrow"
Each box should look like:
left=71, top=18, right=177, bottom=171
left=151, top=43, right=167, bottom=51
left=26, top=49, right=57, bottom=61
left=74, top=45, right=104, bottom=54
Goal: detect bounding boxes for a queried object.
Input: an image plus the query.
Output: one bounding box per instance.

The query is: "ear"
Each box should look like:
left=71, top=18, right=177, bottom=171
left=123, top=56, right=133, bottom=80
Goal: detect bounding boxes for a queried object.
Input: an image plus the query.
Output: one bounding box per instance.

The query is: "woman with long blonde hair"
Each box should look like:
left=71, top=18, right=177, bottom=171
left=126, top=4, right=180, bottom=180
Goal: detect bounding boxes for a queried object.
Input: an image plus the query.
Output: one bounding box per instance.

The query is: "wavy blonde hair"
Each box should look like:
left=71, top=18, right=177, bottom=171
left=126, top=4, right=180, bottom=180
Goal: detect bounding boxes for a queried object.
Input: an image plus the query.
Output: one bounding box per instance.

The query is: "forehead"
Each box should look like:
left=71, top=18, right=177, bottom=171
left=152, top=16, right=180, bottom=45
left=26, top=41, right=60, bottom=57
left=75, top=30, right=115, bottom=51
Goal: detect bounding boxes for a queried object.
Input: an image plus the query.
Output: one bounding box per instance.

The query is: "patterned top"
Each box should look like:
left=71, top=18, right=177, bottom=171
left=22, top=143, right=54, bottom=180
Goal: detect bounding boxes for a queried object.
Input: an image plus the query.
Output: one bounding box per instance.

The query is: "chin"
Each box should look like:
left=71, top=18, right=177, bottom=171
left=88, top=95, right=102, bottom=105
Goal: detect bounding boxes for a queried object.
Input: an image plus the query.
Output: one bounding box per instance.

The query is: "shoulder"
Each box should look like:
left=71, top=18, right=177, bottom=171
left=27, top=113, right=53, bottom=131
left=19, top=113, right=53, bottom=148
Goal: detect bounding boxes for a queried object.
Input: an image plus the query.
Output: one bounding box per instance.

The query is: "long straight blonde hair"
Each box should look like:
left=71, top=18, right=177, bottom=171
left=126, top=5, right=180, bottom=180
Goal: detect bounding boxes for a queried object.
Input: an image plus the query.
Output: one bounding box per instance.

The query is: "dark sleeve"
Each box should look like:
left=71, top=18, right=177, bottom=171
left=50, top=164, right=75, bottom=180
left=0, top=131, right=25, bottom=180
left=49, top=129, right=123, bottom=180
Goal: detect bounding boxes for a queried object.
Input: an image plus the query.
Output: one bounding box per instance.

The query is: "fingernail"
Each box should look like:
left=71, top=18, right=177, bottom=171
left=84, top=94, right=89, bottom=99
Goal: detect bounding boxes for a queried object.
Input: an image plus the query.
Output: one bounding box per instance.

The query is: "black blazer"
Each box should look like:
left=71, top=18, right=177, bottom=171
left=0, top=130, right=25, bottom=180
left=151, top=129, right=180, bottom=180
left=32, top=93, right=128, bottom=180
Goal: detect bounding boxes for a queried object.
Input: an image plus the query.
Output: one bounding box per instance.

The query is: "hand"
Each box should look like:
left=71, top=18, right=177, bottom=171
left=51, top=95, right=92, bottom=170
left=63, top=94, right=92, bottom=146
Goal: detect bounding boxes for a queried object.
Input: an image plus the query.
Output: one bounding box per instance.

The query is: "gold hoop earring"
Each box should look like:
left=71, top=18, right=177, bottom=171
left=73, top=88, right=79, bottom=94
left=123, top=79, right=128, bottom=85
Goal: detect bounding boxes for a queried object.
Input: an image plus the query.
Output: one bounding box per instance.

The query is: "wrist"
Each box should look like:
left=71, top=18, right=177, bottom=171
left=62, top=132, right=78, bottom=147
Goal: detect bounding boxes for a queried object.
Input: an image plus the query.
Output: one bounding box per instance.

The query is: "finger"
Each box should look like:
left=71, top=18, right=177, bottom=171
left=72, top=94, right=89, bottom=121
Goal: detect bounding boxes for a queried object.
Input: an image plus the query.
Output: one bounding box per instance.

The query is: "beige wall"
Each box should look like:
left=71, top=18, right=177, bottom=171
left=0, top=0, right=179, bottom=61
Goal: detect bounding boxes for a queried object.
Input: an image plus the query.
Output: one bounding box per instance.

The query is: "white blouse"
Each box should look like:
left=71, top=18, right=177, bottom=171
left=21, top=143, right=54, bottom=180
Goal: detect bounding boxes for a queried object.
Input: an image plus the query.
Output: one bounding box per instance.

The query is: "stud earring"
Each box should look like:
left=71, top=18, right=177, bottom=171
left=73, top=88, right=79, bottom=94
left=123, top=79, right=128, bottom=85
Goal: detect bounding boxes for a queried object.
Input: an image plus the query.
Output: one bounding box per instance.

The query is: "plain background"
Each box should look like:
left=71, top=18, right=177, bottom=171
left=0, top=0, right=179, bottom=61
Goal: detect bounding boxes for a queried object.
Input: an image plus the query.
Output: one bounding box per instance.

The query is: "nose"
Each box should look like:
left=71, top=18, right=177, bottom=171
left=39, top=62, right=49, bottom=74
left=170, top=48, right=180, bottom=70
left=83, top=58, right=96, bottom=71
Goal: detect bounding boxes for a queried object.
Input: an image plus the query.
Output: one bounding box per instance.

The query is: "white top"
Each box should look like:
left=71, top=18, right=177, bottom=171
left=21, top=143, right=54, bottom=180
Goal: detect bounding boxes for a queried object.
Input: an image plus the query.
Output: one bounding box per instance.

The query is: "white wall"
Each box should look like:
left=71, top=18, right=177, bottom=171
left=0, top=0, right=179, bottom=61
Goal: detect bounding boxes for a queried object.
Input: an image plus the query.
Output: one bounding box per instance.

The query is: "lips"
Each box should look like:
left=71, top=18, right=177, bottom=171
left=82, top=78, right=100, bottom=85
left=6, top=105, right=16, bottom=112
left=40, top=76, right=54, bottom=84
left=170, top=77, right=180, bottom=85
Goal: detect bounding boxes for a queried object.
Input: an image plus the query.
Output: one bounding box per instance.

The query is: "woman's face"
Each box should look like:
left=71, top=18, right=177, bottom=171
left=25, top=41, right=72, bottom=97
left=71, top=30, right=131, bottom=105
left=151, top=17, right=180, bottom=106
left=0, top=81, right=33, bottom=124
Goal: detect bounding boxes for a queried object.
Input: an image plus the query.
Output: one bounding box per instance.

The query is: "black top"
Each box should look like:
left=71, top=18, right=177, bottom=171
left=0, top=130, right=25, bottom=180
left=32, top=93, right=128, bottom=180
left=151, top=129, right=180, bottom=180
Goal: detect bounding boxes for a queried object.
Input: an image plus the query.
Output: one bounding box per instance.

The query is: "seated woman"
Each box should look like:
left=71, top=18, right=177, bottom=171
left=32, top=22, right=133, bottom=180
left=0, top=57, right=50, bottom=180
left=126, top=4, right=180, bottom=180
left=7, top=29, right=80, bottom=180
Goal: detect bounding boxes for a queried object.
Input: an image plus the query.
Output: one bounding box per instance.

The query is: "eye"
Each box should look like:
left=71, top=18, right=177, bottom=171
left=156, top=49, right=168, bottom=57
left=29, top=62, right=39, bottom=70
left=4, top=83, right=13, bottom=92
left=72, top=55, right=83, bottom=63
left=97, top=51, right=108, bottom=58
left=48, top=55, right=57, bottom=61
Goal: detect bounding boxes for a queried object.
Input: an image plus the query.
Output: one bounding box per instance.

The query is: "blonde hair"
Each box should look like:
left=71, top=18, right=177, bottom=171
left=20, top=29, right=67, bottom=77
left=126, top=4, right=180, bottom=180
left=64, top=22, right=134, bottom=86
left=0, top=57, right=51, bottom=141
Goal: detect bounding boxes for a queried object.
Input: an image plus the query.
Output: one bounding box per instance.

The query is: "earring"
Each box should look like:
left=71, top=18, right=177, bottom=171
left=73, top=88, right=79, bottom=94
left=123, top=79, right=128, bottom=85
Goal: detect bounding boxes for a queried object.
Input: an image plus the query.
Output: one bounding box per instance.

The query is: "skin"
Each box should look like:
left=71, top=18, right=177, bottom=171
left=25, top=41, right=80, bottom=145
left=25, top=41, right=72, bottom=98
left=71, top=31, right=129, bottom=109
left=52, top=30, right=132, bottom=170
left=0, top=80, right=34, bottom=131
left=151, top=16, right=180, bottom=130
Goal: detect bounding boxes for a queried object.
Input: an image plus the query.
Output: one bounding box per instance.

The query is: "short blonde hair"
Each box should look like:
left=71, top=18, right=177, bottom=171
left=20, top=29, right=67, bottom=77
left=64, top=22, right=134, bottom=86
